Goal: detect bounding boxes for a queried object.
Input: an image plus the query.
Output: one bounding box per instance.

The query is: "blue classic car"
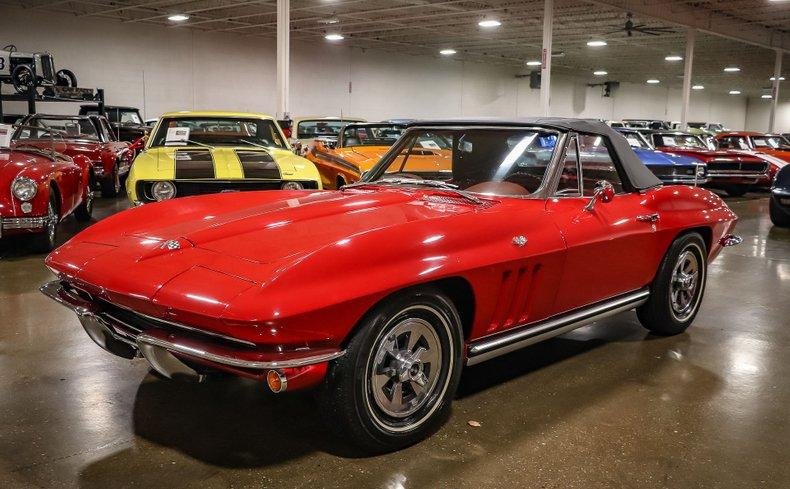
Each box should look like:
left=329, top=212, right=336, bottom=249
left=770, top=165, right=790, bottom=227
left=616, top=128, right=708, bottom=184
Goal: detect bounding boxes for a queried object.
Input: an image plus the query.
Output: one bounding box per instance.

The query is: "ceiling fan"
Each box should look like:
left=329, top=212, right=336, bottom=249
left=605, top=12, right=675, bottom=37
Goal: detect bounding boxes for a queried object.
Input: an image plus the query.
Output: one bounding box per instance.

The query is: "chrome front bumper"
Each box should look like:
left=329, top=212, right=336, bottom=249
left=40, top=281, right=345, bottom=380
left=1, top=215, right=52, bottom=232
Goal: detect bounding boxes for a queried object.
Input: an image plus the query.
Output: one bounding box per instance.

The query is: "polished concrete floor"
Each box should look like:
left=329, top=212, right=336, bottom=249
left=1, top=193, right=788, bottom=488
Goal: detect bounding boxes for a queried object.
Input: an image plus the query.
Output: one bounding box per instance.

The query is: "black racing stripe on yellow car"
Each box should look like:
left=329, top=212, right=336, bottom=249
left=236, top=150, right=281, bottom=179
left=312, top=149, right=362, bottom=175
left=174, top=149, right=216, bottom=179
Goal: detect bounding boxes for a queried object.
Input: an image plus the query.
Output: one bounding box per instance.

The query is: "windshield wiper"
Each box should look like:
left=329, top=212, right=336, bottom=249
left=343, top=178, right=483, bottom=204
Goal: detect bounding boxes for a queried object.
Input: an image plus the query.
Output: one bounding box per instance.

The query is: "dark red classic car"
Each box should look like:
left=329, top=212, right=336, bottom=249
left=1, top=146, right=92, bottom=251
left=42, top=119, right=740, bottom=451
left=12, top=114, right=133, bottom=197
left=648, top=131, right=768, bottom=196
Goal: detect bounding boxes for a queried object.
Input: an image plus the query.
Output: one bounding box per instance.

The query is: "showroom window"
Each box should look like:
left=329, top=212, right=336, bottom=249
left=577, top=134, right=624, bottom=195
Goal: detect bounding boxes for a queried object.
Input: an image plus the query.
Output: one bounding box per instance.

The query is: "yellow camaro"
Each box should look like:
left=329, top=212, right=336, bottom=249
left=126, top=111, right=322, bottom=204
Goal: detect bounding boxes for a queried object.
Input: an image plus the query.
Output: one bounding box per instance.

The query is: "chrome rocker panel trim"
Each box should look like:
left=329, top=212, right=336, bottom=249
left=40, top=281, right=346, bottom=378
left=466, top=289, right=650, bottom=366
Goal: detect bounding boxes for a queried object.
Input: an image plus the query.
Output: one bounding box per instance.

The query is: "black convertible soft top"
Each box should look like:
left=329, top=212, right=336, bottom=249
left=405, top=117, right=662, bottom=191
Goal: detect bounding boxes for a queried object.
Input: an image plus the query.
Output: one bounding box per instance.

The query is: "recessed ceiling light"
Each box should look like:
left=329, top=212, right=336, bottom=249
left=728, top=90, right=741, bottom=95
left=168, top=14, right=189, bottom=22
left=439, top=48, right=457, bottom=55
left=723, top=66, right=741, bottom=72
left=761, top=94, right=773, bottom=99
left=587, top=40, right=607, bottom=47
left=478, top=19, right=501, bottom=28
left=593, top=70, right=608, bottom=76
left=692, top=85, right=705, bottom=90
left=646, top=79, right=660, bottom=84
left=665, top=55, right=683, bottom=62
left=324, top=33, right=344, bottom=41
left=526, top=60, right=541, bottom=66
left=769, top=76, right=785, bottom=81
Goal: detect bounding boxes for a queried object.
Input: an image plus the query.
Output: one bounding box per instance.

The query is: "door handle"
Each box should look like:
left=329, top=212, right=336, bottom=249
left=636, top=213, right=660, bottom=223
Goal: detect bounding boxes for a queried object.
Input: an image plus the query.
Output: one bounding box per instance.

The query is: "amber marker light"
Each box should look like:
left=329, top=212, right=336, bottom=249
left=267, top=370, right=287, bottom=393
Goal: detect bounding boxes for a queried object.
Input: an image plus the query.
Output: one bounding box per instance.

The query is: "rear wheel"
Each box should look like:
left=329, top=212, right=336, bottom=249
left=637, top=233, right=707, bottom=335
left=55, top=69, right=78, bottom=87
left=74, top=190, right=93, bottom=222
left=31, top=194, right=59, bottom=253
left=101, top=164, right=121, bottom=197
left=770, top=198, right=790, bottom=227
left=318, top=287, right=463, bottom=452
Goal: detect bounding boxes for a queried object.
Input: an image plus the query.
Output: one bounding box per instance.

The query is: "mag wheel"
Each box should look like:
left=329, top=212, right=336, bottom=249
left=637, top=232, right=707, bottom=335
left=319, top=287, right=463, bottom=452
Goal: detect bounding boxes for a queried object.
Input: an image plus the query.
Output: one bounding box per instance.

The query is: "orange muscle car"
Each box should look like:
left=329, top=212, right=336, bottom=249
left=307, top=122, right=453, bottom=189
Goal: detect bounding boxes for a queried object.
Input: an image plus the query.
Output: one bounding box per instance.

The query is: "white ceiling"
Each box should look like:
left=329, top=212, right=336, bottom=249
left=2, top=0, right=788, bottom=95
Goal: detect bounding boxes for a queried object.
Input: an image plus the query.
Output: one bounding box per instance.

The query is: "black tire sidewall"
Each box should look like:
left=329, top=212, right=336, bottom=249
left=769, top=199, right=790, bottom=227
left=324, top=287, right=463, bottom=451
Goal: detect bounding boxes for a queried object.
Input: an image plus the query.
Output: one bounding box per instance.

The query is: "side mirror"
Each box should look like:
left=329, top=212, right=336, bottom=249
left=584, top=180, right=615, bottom=212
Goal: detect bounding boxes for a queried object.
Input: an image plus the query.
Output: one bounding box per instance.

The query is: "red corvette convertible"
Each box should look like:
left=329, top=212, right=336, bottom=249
left=1, top=146, right=93, bottom=251
left=42, top=119, right=740, bottom=451
left=12, top=114, right=133, bottom=197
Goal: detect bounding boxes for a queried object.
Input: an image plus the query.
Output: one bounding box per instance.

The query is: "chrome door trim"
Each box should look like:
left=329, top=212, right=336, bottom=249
left=466, top=288, right=649, bottom=366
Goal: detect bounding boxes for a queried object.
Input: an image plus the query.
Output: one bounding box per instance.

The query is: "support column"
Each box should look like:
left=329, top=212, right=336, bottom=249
left=276, top=0, right=290, bottom=119
left=680, top=28, right=695, bottom=131
left=540, top=0, right=553, bottom=117
left=769, top=49, right=782, bottom=133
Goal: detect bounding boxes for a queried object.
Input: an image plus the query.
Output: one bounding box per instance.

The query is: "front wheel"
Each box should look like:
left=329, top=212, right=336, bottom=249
left=74, top=190, right=93, bottom=222
left=769, top=198, right=790, bottom=227
left=30, top=194, right=59, bottom=253
left=100, top=164, right=121, bottom=197
left=637, top=232, right=707, bottom=335
left=318, top=287, right=463, bottom=452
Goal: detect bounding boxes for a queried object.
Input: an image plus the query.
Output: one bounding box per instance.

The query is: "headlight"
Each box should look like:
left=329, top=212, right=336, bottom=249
left=151, top=181, right=176, bottom=201
left=12, top=176, right=38, bottom=201
left=696, top=164, right=707, bottom=177
left=281, top=181, right=304, bottom=190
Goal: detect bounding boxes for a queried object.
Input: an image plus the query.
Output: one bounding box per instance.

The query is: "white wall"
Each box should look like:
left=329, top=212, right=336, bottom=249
left=0, top=6, right=748, bottom=129
left=744, top=91, right=790, bottom=133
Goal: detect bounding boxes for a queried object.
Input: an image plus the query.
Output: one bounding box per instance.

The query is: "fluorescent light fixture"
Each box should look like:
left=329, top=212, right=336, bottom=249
left=646, top=79, right=660, bottom=84
left=723, top=66, right=741, bottom=72
left=168, top=14, right=189, bottom=21
left=439, top=48, right=457, bottom=55
left=478, top=19, right=501, bottom=28
left=769, top=76, right=785, bottom=81
left=593, top=70, right=608, bottom=76
left=526, top=60, right=541, bottom=66
left=728, top=90, right=741, bottom=95
left=761, top=94, right=773, bottom=99
left=324, top=33, right=344, bottom=41
left=665, top=55, right=683, bottom=62
left=692, top=85, right=704, bottom=90
left=587, top=40, right=607, bottom=47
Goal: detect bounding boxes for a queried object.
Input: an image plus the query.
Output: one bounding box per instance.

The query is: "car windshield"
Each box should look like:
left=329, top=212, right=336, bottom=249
left=109, top=109, right=142, bottom=125
left=341, top=124, right=406, bottom=147
left=296, top=120, right=358, bottom=139
left=363, top=128, right=559, bottom=197
left=656, top=134, right=707, bottom=149
left=149, top=117, right=287, bottom=149
left=620, top=131, right=651, bottom=149
left=14, top=117, right=99, bottom=141
left=752, top=136, right=785, bottom=149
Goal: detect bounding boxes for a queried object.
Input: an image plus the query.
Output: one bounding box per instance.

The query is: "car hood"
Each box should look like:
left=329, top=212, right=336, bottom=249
left=633, top=148, right=701, bottom=166
left=332, top=146, right=390, bottom=170
left=12, top=139, right=101, bottom=156
left=657, top=147, right=762, bottom=162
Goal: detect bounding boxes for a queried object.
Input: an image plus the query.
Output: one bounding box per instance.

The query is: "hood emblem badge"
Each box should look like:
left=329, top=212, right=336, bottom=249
left=512, top=236, right=527, bottom=247
left=163, top=239, right=181, bottom=251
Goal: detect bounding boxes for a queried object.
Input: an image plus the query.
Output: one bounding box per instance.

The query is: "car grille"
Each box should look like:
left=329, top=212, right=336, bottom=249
left=137, top=180, right=319, bottom=202
left=707, top=160, right=768, bottom=174
left=39, top=54, right=55, bottom=81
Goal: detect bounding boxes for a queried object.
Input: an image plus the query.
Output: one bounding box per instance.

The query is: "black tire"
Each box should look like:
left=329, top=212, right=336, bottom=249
left=11, top=64, right=36, bottom=94
left=55, top=69, right=77, bottom=87
left=31, top=193, right=59, bottom=253
left=100, top=164, right=121, bottom=197
left=318, top=286, right=464, bottom=453
left=74, top=190, right=93, bottom=222
left=769, top=198, right=790, bottom=227
left=637, top=232, right=707, bottom=335
left=724, top=185, right=748, bottom=197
